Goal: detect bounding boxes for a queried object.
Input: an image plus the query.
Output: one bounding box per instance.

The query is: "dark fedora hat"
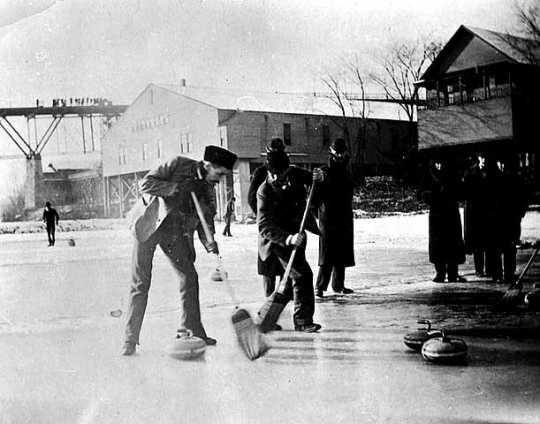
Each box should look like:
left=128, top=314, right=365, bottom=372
left=204, top=146, right=238, bottom=170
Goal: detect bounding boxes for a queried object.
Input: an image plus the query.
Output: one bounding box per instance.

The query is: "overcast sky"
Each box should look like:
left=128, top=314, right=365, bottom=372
left=0, top=0, right=531, bottom=202
left=0, top=0, right=527, bottom=106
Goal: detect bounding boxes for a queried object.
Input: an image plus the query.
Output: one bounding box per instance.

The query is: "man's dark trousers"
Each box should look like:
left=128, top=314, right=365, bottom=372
left=316, top=264, right=345, bottom=292
left=46, top=224, right=56, bottom=246
left=258, top=246, right=314, bottom=329
left=125, top=217, right=206, bottom=344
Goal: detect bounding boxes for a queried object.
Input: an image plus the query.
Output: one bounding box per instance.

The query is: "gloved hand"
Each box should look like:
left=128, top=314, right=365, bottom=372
left=312, top=168, right=325, bottom=183
left=286, top=232, right=306, bottom=247
left=206, top=241, right=219, bottom=255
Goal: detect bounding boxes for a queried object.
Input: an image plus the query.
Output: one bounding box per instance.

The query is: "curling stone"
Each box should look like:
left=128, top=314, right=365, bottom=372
left=421, top=330, right=467, bottom=364
left=210, top=267, right=228, bottom=282
left=524, top=283, right=540, bottom=311
left=67, top=238, right=76, bottom=246
left=166, top=330, right=206, bottom=360
left=403, top=319, right=441, bottom=352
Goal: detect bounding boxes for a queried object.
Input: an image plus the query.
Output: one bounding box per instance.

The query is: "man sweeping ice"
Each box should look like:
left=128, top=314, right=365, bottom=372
left=121, top=145, right=237, bottom=356
left=256, top=150, right=324, bottom=333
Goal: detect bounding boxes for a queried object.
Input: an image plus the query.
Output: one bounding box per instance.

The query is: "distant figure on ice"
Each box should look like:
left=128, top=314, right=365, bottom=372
left=315, top=139, right=355, bottom=297
left=222, top=195, right=235, bottom=237
left=121, top=145, right=237, bottom=356
left=42, top=201, right=59, bottom=246
left=419, top=159, right=466, bottom=283
left=255, top=149, right=323, bottom=333
left=248, top=138, right=312, bottom=298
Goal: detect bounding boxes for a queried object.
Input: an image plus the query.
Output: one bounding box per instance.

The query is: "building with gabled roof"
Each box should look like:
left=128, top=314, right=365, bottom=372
left=101, top=82, right=415, bottom=218
left=416, top=25, right=540, bottom=164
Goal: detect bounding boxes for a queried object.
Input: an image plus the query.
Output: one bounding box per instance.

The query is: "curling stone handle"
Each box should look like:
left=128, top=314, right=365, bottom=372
left=417, top=319, right=431, bottom=331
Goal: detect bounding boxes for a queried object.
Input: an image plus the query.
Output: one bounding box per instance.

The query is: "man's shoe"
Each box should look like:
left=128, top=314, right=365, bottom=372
left=121, top=342, right=136, bottom=356
left=448, top=275, right=467, bottom=283
left=315, top=290, right=324, bottom=298
left=271, top=323, right=282, bottom=331
left=432, top=275, right=445, bottom=283
left=336, top=288, right=354, bottom=294
left=202, top=336, right=217, bottom=346
left=294, top=323, right=321, bottom=333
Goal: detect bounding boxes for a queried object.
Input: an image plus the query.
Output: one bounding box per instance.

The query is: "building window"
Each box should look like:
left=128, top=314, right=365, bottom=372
left=149, top=89, right=154, bottom=105
left=322, top=125, right=330, bottom=146
left=156, top=139, right=162, bottom=158
left=283, top=123, right=291, bottom=145
left=179, top=133, right=191, bottom=153
left=142, top=143, right=148, bottom=161
left=118, top=145, right=127, bottom=165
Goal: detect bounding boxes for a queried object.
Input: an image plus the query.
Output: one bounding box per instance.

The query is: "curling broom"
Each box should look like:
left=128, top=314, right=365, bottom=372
left=191, top=192, right=268, bottom=360
left=500, top=245, right=539, bottom=306
left=258, top=182, right=317, bottom=333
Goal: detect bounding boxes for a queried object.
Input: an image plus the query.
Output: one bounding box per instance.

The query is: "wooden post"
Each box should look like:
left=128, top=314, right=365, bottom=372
left=119, top=175, right=124, bottom=217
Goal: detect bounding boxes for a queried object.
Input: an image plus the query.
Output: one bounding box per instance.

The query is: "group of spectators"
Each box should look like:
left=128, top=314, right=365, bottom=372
left=419, top=154, right=530, bottom=285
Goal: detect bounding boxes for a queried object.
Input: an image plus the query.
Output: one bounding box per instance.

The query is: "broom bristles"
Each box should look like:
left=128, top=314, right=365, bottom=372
left=232, top=308, right=269, bottom=360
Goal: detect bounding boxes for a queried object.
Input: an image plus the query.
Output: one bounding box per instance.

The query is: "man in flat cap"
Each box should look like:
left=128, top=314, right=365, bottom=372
left=315, top=139, right=355, bottom=297
left=121, top=145, right=237, bottom=356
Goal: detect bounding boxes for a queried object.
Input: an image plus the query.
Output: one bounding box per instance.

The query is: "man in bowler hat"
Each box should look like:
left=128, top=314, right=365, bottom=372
left=121, top=145, right=237, bottom=356
left=315, top=139, right=355, bottom=297
left=255, top=149, right=323, bottom=332
left=248, top=138, right=312, bottom=298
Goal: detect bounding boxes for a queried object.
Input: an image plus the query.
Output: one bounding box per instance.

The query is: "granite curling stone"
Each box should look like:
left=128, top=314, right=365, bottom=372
left=166, top=330, right=206, bottom=360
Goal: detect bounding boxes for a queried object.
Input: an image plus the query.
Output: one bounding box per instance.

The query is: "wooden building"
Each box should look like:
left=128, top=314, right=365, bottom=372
left=416, top=25, right=540, bottom=180
left=101, top=83, right=415, bottom=218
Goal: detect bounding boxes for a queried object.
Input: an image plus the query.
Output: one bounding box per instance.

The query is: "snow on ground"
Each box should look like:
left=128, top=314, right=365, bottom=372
left=0, top=211, right=539, bottom=424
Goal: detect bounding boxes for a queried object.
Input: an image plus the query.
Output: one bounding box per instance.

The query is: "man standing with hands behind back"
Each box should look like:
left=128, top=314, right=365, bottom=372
left=121, top=145, right=237, bottom=356
left=315, top=139, right=355, bottom=297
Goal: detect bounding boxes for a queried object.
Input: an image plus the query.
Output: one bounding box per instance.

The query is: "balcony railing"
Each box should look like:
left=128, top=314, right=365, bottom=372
left=424, top=84, right=512, bottom=110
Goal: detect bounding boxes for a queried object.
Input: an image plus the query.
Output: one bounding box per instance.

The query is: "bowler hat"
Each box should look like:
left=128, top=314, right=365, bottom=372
left=266, top=150, right=290, bottom=173
left=204, top=146, right=238, bottom=170
left=330, top=138, right=347, bottom=154
left=265, top=137, right=285, bottom=153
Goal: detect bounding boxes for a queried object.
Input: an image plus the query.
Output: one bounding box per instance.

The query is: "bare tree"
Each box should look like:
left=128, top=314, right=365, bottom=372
left=370, top=39, right=442, bottom=122
left=507, top=2, right=540, bottom=66
left=321, top=61, right=371, bottom=184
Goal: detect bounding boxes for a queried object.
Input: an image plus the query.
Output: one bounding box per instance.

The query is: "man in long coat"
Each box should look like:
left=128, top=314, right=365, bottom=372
left=463, top=155, right=489, bottom=277
left=315, top=139, right=355, bottom=297
left=256, top=150, right=323, bottom=332
left=248, top=138, right=311, bottom=298
left=121, top=146, right=237, bottom=356
left=420, top=158, right=466, bottom=283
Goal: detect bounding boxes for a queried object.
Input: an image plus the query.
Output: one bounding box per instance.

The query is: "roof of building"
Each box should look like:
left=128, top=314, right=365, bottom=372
left=155, top=84, right=408, bottom=121
left=420, top=25, right=539, bottom=81
left=466, top=25, right=539, bottom=64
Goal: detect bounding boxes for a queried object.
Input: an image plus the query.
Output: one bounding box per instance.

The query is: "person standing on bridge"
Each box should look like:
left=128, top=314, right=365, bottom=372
left=42, top=201, right=59, bottom=247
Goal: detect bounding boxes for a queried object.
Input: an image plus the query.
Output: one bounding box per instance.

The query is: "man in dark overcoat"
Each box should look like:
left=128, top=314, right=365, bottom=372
left=256, top=150, right=323, bottom=332
left=420, top=158, right=466, bottom=283
left=248, top=138, right=311, bottom=298
left=497, top=155, right=529, bottom=284
left=315, top=139, right=355, bottom=297
left=463, top=155, right=489, bottom=277
left=121, top=146, right=237, bottom=356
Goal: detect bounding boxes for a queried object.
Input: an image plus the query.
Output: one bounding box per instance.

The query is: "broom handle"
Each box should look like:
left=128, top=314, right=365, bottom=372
left=513, top=246, right=540, bottom=289
left=191, top=192, right=240, bottom=306
left=276, top=182, right=317, bottom=293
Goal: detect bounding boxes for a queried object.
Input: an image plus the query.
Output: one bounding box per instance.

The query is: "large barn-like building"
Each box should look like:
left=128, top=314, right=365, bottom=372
left=101, top=83, right=415, bottom=219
